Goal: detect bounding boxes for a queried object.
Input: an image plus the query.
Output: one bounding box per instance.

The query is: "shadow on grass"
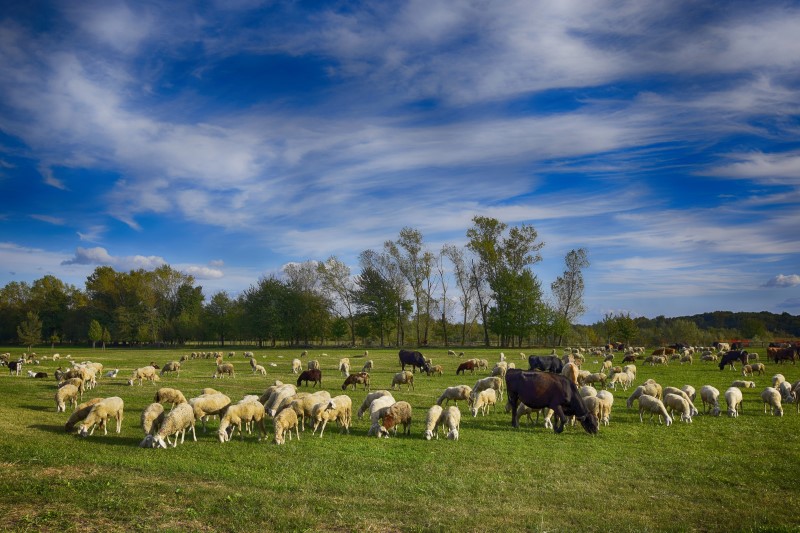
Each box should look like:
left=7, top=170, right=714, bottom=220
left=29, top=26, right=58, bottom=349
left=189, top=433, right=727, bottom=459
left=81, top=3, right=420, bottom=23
left=22, top=404, right=52, bottom=412
left=29, top=423, right=66, bottom=434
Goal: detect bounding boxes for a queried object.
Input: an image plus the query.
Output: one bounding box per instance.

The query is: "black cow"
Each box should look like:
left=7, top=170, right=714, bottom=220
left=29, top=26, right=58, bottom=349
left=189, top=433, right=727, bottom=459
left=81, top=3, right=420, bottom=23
left=506, top=369, right=598, bottom=434
left=768, top=347, right=797, bottom=365
left=718, top=350, right=749, bottom=371
left=399, top=350, right=430, bottom=374
left=8, top=361, right=22, bottom=376
left=528, top=355, right=564, bottom=374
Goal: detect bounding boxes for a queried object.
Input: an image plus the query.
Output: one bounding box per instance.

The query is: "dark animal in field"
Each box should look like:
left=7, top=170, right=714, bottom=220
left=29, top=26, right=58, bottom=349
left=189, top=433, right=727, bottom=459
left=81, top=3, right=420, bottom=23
left=651, top=347, right=676, bottom=356
left=8, top=360, right=22, bottom=376
left=768, top=347, right=797, bottom=365
left=342, top=372, right=370, bottom=391
left=718, top=350, right=749, bottom=371
left=398, top=349, right=430, bottom=374
left=505, top=369, right=598, bottom=435
left=621, top=354, right=637, bottom=364
left=297, top=369, right=322, bottom=387
left=456, top=360, right=476, bottom=375
left=527, top=355, right=564, bottom=374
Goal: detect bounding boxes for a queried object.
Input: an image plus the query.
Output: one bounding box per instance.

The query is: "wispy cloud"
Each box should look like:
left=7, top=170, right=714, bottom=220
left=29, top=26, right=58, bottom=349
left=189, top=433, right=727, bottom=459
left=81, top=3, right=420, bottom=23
left=30, top=214, right=66, bottom=225
left=77, top=225, right=106, bottom=243
left=61, top=246, right=166, bottom=270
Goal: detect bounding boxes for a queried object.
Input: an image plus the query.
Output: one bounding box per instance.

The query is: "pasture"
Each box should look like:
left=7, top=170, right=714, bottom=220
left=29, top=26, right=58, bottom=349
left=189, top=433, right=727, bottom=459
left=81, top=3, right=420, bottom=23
left=1, top=345, right=799, bottom=532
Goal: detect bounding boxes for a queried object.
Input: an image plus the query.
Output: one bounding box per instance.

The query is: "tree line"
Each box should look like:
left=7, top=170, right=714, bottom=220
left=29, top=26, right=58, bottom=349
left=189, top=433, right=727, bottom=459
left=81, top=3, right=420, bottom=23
left=1, top=217, right=596, bottom=349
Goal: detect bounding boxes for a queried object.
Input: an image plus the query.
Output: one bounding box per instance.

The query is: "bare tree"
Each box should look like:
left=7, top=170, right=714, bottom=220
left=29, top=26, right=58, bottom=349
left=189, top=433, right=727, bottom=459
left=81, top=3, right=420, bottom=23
left=551, top=248, right=589, bottom=346
left=317, top=256, right=358, bottom=346
left=443, top=244, right=476, bottom=345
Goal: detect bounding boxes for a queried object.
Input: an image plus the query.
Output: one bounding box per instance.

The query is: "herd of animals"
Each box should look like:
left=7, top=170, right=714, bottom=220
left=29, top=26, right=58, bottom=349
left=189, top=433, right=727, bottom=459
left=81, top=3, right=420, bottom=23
left=2, top=341, right=799, bottom=448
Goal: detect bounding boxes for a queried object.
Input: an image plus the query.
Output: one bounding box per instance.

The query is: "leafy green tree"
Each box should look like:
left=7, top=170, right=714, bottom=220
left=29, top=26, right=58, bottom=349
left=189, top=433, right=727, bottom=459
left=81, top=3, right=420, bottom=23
left=101, top=327, right=111, bottom=349
left=354, top=265, right=401, bottom=347
left=17, top=311, right=42, bottom=352
left=88, top=319, right=103, bottom=348
left=206, top=291, right=236, bottom=346
left=466, top=216, right=545, bottom=347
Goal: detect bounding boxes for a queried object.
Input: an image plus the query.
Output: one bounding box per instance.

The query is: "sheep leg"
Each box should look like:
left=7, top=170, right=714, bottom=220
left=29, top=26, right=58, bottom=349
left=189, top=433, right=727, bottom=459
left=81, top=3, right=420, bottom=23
left=294, top=424, right=300, bottom=441
left=319, top=418, right=329, bottom=438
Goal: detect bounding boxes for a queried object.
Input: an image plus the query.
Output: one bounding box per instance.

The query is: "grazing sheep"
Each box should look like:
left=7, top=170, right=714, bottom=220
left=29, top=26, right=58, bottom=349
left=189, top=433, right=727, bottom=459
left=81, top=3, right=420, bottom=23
left=338, top=358, right=351, bottom=377
left=160, top=361, right=181, bottom=377
left=741, top=364, right=753, bottom=377
left=427, top=364, right=444, bottom=376
left=189, top=392, right=231, bottom=432
left=725, top=387, right=743, bottom=417
left=352, top=390, right=391, bottom=420
left=154, top=387, right=187, bottom=410
left=297, top=369, right=322, bottom=388
left=391, top=371, right=414, bottom=391
left=78, top=397, right=124, bottom=437
left=664, top=393, right=693, bottom=423
left=470, top=389, right=497, bottom=417
left=253, top=364, right=267, bottom=376
left=307, top=360, right=320, bottom=371
left=638, top=394, right=672, bottom=426
left=128, top=366, right=160, bottom=386
left=378, top=401, right=412, bottom=438
left=777, top=381, right=795, bottom=404
left=732, top=380, right=756, bottom=389
left=212, top=363, right=235, bottom=379
left=608, top=370, right=634, bottom=391
left=750, top=363, right=766, bottom=376
left=291, top=359, right=302, bottom=374
left=761, top=387, right=783, bottom=416
left=362, top=360, right=373, bottom=373
left=436, top=385, right=472, bottom=406
left=367, top=395, right=397, bottom=436
left=662, top=387, right=699, bottom=416
left=55, top=384, right=79, bottom=412
left=423, top=405, right=444, bottom=440
left=273, top=408, right=300, bottom=445
left=438, top=406, right=461, bottom=440
left=772, top=374, right=786, bottom=389
left=699, top=385, right=721, bottom=416
left=141, top=402, right=166, bottom=436
left=680, top=354, right=693, bottom=365
left=681, top=385, right=697, bottom=403
left=314, top=395, right=352, bottom=438
left=59, top=377, right=85, bottom=399
left=596, top=390, right=614, bottom=425
left=218, top=398, right=267, bottom=442
left=342, top=372, right=370, bottom=391
left=287, top=390, right=332, bottom=431
left=140, top=402, right=197, bottom=448
left=471, top=376, right=503, bottom=402
left=561, top=362, right=579, bottom=387
left=64, top=398, right=103, bottom=432
left=263, top=384, right=297, bottom=417
left=626, top=382, right=662, bottom=409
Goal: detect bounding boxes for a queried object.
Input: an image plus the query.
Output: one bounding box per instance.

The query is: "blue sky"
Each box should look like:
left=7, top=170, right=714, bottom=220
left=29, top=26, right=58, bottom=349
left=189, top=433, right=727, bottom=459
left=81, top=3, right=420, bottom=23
left=1, top=1, right=799, bottom=324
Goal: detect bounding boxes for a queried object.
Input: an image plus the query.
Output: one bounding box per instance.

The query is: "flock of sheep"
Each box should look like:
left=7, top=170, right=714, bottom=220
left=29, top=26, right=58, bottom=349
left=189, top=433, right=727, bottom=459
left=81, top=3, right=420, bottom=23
left=9, top=343, right=800, bottom=451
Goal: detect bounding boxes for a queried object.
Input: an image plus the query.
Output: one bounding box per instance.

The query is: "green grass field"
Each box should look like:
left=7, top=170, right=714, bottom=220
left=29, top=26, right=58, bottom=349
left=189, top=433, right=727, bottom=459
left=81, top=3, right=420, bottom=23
left=1, top=345, right=799, bottom=532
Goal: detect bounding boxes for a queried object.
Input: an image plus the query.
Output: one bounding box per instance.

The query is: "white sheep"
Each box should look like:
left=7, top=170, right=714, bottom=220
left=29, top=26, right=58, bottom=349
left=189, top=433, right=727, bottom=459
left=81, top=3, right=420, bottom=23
left=761, top=387, right=783, bottom=416
left=608, top=370, right=633, bottom=391
left=64, top=397, right=103, bottom=432
left=391, top=371, right=414, bottom=391
left=367, top=395, right=397, bottom=436
left=128, top=366, right=160, bottom=386
left=78, top=397, right=124, bottom=437
left=55, top=384, right=79, bottom=412
left=314, top=395, right=352, bottom=438
left=731, top=380, right=756, bottom=389
left=662, top=387, right=699, bottom=416
left=154, top=387, right=187, bottom=410
left=104, top=369, right=119, bottom=378
left=264, top=384, right=297, bottom=417
left=471, top=376, right=503, bottom=402
left=699, top=385, right=721, bottom=416
left=253, top=364, right=267, bottom=376
left=438, top=406, right=461, bottom=440
left=291, top=359, right=302, bottom=374
left=596, top=390, right=614, bottom=425
left=664, top=393, right=693, bottom=423
left=189, top=392, right=231, bottom=432
left=437, top=385, right=472, bottom=406
left=638, top=394, right=672, bottom=426
left=273, top=408, right=300, bottom=445
left=681, top=385, right=696, bottom=403
left=338, top=358, right=351, bottom=377
left=725, top=387, right=743, bottom=417
left=362, top=360, right=374, bottom=373
left=307, top=360, right=320, bottom=371
left=772, top=374, right=786, bottom=389
left=141, top=402, right=166, bottom=436
left=423, top=405, right=444, bottom=440
left=212, top=363, right=235, bottom=379
left=579, top=385, right=598, bottom=398
left=140, top=402, right=197, bottom=448
left=777, top=381, right=796, bottom=404
left=287, top=390, right=331, bottom=431
left=470, top=388, right=497, bottom=417
left=357, top=390, right=394, bottom=419
left=218, top=398, right=267, bottom=442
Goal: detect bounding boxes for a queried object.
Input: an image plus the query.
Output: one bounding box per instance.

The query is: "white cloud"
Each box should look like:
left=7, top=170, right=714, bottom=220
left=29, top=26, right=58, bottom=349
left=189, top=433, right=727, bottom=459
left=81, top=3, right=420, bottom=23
left=763, top=274, right=800, bottom=288
left=182, top=266, right=224, bottom=280
left=77, top=225, right=106, bottom=243
left=30, top=214, right=66, bottom=226
left=61, top=246, right=165, bottom=270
